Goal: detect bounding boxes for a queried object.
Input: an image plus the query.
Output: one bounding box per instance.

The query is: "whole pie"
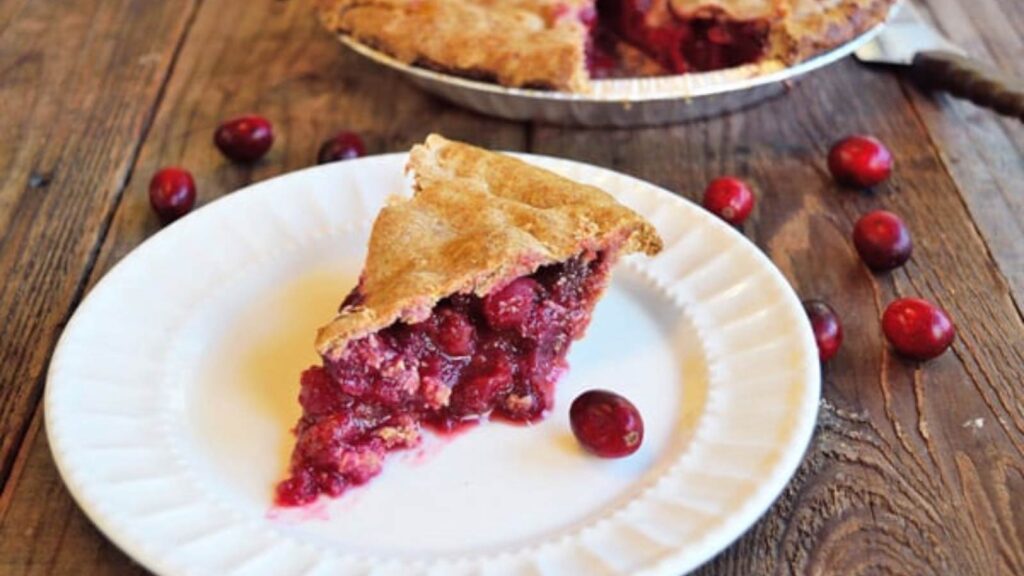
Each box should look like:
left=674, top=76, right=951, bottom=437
left=317, top=0, right=896, bottom=92
left=275, top=135, right=663, bottom=506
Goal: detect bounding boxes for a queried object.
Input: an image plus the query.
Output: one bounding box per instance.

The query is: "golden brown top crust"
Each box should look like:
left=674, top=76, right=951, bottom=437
left=771, top=0, right=896, bottom=63
left=669, top=0, right=784, bottom=20
left=657, top=0, right=894, bottom=61
left=315, top=135, right=663, bottom=358
left=319, top=0, right=896, bottom=92
left=318, top=0, right=591, bottom=92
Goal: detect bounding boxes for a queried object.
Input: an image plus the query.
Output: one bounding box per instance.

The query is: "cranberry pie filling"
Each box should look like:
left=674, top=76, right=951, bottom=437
left=276, top=250, right=616, bottom=506
left=320, top=0, right=895, bottom=91
left=597, top=0, right=771, bottom=73
left=275, top=134, right=662, bottom=507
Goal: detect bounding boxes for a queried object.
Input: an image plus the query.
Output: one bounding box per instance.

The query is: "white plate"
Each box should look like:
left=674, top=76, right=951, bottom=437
left=46, top=153, right=819, bottom=576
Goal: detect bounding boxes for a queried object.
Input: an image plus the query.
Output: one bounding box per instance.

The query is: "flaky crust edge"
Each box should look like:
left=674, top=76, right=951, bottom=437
left=315, top=135, right=662, bottom=358
left=771, top=0, right=897, bottom=64
left=316, top=0, right=591, bottom=92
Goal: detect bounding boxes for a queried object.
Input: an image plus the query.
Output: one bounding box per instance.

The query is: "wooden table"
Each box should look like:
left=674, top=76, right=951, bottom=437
left=2, top=0, right=1022, bottom=573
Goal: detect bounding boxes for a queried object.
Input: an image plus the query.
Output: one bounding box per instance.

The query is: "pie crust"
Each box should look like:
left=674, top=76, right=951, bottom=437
left=276, top=135, right=662, bottom=506
left=317, top=0, right=896, bottom=92
left=316, top=134, right=662, bottom=360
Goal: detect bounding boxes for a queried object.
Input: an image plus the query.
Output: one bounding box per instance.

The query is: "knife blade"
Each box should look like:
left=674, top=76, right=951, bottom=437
left=855, top=1, right=1023, bottom=122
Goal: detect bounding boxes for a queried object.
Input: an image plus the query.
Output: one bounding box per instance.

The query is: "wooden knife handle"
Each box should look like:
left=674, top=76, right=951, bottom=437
left=912, top=51, right=1024, bottom=122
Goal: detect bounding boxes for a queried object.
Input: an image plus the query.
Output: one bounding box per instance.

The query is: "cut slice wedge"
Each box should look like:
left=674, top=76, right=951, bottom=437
left=276, top=135, right=662, bottom=506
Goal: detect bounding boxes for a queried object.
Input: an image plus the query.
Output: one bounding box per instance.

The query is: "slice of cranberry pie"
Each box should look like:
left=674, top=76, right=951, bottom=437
left=275, top=135, right=663, bottom=506
left=317, top=0, right=896, bottom=92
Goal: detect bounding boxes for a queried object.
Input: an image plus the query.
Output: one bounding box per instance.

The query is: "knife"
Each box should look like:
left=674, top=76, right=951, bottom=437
left=855, top=1, right=1024, bottom=122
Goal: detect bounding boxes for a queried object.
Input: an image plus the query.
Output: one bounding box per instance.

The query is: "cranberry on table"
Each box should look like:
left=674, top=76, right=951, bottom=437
left=148, top=167, right=196, bottom=224
left=853, top=210, right=912, bottom=271
left=214, top=115, right=274, bottom=162
left=570, top=390, right=644, bottom=458
left=702, top=176, right=755, bottom=226
left=317, top=131, right=366, bottom=164
left=803, top=300, right=843, bottom=362
left=882, top=297, right=955, bottom=360
left=828, top=135, right=893, bottom=188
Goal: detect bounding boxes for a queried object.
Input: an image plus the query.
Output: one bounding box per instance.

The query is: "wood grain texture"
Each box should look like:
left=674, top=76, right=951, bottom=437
left=531, top=57, right=1024, bottom=575
left=906, top=0, right=1024, bottom=307
left=85, top=0, right=526, bottom=281
left=0, top=0, right=199, bottom=496
left=2, top=0, right=1023, bottom=574
left=0, top=0, right=523, bottom=572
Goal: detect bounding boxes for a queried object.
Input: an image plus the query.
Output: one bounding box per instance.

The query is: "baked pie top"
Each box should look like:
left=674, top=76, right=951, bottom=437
left=315, top=134, right=662, bottom=359
left=277, top=135, right=663, bottom=506
left=317, top=0, right=895, bottom=92
left=318, top=0, right=593, bottom=91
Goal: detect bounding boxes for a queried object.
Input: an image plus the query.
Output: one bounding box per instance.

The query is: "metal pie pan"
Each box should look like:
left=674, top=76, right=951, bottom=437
left=336, top=4, right=898, bottom=127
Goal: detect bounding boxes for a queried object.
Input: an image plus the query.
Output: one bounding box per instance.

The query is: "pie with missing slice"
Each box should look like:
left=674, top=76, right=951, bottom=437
left=317, top=0, right=897, bottom=92
left=275, top=135, right=662, bottom=506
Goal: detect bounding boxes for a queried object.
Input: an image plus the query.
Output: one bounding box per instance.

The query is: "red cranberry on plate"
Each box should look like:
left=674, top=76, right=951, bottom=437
left=317, top=131, right=366, bottom=164
left=853, top=210, right=912, bottom=271
left=828, top=135, right=893, bottom=188
left=702, top=176, right=755, bottom=226
left=149, top=167, right=196, bottom=224
left=570, top=390, right=644, bottom=458
left=882, top=298, right=955, bottom=360
left=214, top=115, right=274, bottom=162
left=803, top=300, right=843, bottom=362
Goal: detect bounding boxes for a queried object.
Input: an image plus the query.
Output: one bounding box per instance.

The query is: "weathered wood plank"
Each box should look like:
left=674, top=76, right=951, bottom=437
left=0, top=0, right=525, bottom=572
left=532, top=57, right=1024, bottom=575
left=4, top=0, right=1022, bottom=573
left=0, top=0, right=199, bottom=496
left=84, top=5, right=527, bottom=280
left=907, top=0, right=1024, bottom=307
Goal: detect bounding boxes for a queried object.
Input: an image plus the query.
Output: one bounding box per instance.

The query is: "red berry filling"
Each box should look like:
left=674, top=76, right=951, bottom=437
left=595, top=0, right=770, bottom=74
left=276, top=250, right=615, bottom=506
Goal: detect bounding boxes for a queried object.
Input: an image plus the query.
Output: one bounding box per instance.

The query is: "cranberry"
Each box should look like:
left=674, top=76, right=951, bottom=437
left=434, top=308, right=476, bottom=356
left=702, top=177, right=755, bottom=226
left=452, top=351, right=513, bottom=415
left=569, top=390, right=644, bottom=458
left=214, top=115, right=274, bottom=162
left=483, top=278, right=541, bottom=331
left=853, top=210, right=912, bottom=271
left=296, top=413, right=357, bottom=468
left=148, top=167, right=196, bottom=223
left=828, top=135, right=893, bottom=187
left=882, top=298, right=955, bottom=360
left=298, top=367, right=349, bottom=416
left=317, top=131, right=366, bottom=164
left=275, top=469, right=316, bottom=506
left=803, top=300, right=843, bottom=362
